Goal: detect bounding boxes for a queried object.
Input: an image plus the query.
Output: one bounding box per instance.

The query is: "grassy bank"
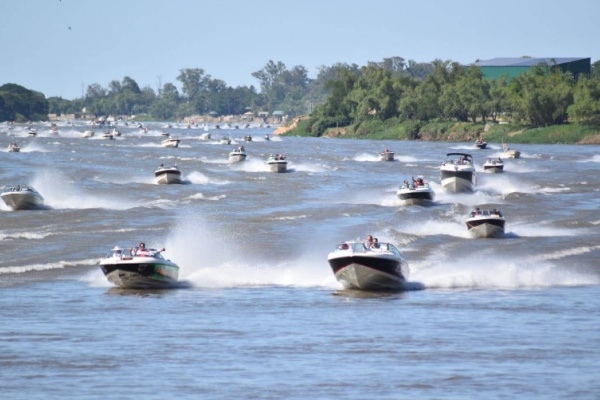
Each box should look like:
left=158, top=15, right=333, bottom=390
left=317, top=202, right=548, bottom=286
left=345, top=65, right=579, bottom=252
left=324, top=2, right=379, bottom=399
left=285, top=118, right=600, bottom=144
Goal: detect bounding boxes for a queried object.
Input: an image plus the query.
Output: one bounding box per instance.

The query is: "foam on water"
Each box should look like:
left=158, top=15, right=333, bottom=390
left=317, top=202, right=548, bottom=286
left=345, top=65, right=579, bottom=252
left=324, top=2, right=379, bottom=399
left=353, top=153, right=380, bottom=162
left=0, top=258, right=97, bottom=275
left=185, top=171, right=230, bottom=185
left=20, top=142, right=50, bottom=153
left=408, top=253, right=599, bottom=289
left=0, top=231, right=53, bottom=240
left=32, top=170, right=138, bottom=210
left=187, top=193, right=227, bottom=201
left=161, top=218, right=339, bottom=288
left=232, top=158, right=270, bottom=172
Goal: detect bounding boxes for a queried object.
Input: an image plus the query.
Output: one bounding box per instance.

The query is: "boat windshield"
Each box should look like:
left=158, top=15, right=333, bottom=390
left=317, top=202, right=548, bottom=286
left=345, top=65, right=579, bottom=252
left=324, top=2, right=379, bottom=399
left=105, top=247, right=164, bottom=259
left=334, top=242, right=401, bottom=255
left=2, top=186, right=37, bottom=194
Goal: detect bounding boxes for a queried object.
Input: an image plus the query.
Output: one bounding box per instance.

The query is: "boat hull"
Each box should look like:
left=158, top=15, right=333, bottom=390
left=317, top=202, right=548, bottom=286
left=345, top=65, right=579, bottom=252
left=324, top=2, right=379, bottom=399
left=154, top=172, right=182, bottom=184
left=466, top=219, right=505, bottom=238
left=483, top=165, right=504, bottom=173
left=397, top=190, right=435, bottom=205
left=504, top=150, right=520, bottom=159
left=161, top=141, right=179, bottom=148
left=328, top=256, right=409, bottom=290
left=379, top=152, right=395, bottom=161
left=475, top=143, right=487, bottom=149
left=8, top=148, right=20, bottom=153
left=1, top=192, right=44, bottom=210
left=441, top=171, right=475, bottom=193
left=229, top=154, right=247, bottom=163
left=267, top=161, right=287, bottom=173
left=100, top=263, right=179, bottom=289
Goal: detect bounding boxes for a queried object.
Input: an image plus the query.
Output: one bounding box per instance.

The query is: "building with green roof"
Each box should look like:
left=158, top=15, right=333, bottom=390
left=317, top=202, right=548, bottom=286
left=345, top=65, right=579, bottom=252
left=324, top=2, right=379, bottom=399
left=471, top=57, right=591, bottom=80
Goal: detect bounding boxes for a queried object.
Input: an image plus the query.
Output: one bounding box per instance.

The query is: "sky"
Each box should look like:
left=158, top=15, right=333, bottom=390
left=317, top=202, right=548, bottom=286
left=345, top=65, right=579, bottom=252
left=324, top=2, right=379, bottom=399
left=1, top=0, right=598, bottom=99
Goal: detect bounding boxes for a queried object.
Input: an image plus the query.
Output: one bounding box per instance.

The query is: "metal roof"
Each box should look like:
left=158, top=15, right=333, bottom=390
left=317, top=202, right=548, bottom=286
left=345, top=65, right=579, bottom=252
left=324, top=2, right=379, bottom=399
left=472, top=57, right=589, bottom=67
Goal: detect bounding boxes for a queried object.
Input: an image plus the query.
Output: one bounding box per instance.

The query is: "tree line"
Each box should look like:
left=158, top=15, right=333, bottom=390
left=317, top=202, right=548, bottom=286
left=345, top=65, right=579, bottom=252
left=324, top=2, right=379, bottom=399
left=298, top=59, right=600, bottom=136
left=1, top=57, right=598, bottom=124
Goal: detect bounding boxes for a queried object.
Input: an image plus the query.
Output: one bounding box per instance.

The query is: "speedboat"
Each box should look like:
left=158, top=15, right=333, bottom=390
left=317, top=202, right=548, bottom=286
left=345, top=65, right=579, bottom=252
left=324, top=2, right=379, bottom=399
left=475, top=139, right=487, bottom=149
left=101, top=132, right=114, bottom=140
left=229, top=147, right=247, bottom=163
left=264, top=134, right=270, bottom=141
left=154, top=165, right=183, bottom=184
left=199, top=132, right=211, bottom=140
left=244, top=135, right=252, bottom=142
left=504, top=148, right=521, bottom=159
left=266, top=154, right=287, bottom=173
left=83, top=130, right=95, bottom=138
left=379, top=150, right=394, bottom=161
left=8, top=142, right=20, bottom=152
left=1, top=186, right=44, bottom=210
left=163, top=123, right=172, bottom=129
left=161, top=137, right=180, bottom=148
left=99, top=246, right=179, bottom=289
left=327, top=241, right=410, bottom=290
left=160, top=132, right=170, bottom=136
left=28, top=128, right=37, bottom=137
left=396, top=182, right=435, bottom=205
left=483, top=158, right=504, bottom=173
left=220, top=136, right=231, bottom=145
left=214, top=125, right=221, bottom=130
left=466, top=209, right=506, bottom=238
left=440, top=153, right=477, bottom=193
left=51, top=126, right=59, bottom=134
left=112, top=129, right=121, bottom=137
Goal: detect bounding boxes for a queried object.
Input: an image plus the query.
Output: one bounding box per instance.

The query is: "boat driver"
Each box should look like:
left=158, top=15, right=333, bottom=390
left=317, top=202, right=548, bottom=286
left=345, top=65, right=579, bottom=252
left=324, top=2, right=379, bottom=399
left=366, top=235, right=374, bottom=247
left=137, top=242, right=150, bottom=257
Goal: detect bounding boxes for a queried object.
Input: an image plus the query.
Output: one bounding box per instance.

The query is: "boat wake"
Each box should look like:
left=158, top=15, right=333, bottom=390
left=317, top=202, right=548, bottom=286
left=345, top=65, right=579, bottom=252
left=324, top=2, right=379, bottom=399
left=185, top=171, right=229, bottom=185
left=32, top=170, right=138, bottom=210
left=156, top=217, right=339, bottom=289
left=407, top=252, right=599, bottom=289
left=353, top=153, right=380, bottom=162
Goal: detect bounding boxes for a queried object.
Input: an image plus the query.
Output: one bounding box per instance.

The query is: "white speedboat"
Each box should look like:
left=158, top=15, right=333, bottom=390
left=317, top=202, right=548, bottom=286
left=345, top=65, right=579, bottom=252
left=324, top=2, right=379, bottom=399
left=1, top=186, right=44, bottom=210
left=475, top=139, right=487, bottom=149
left=483, top=158, right=504, bottom=173
left=154, top=165, right=182, bottom=184
left=83, top=130, right=95, bottom=138
left=229, top=147, right=247, bottom=163
left=28, top=128, right=37, bottom=137
left=99, top=245, right=179, bottom=289
left=264, top=134, right=270, bottom=141
left=161, top=137, right=180, bottom=148
left=327, top=241, right=410, bottom=290
left=266, top=155, right=287, bottom=173
left=112, top=129, right=121, bottom=137
left=8, top=142, right=20, bottom=152
left=101, top=132, right=114, bottom=140
left=466, top=209, right=506, bottom=238
left=244, top=135, right=252, bottom=142
left=199, top=132, right=211, bottom=140
left=220, top=136, right=231, bottom=145
left=379, top=150, right=394, bottom=161
left=440, top=153, right=477, bottom=193
left=396, top=182, right=435, bottom=206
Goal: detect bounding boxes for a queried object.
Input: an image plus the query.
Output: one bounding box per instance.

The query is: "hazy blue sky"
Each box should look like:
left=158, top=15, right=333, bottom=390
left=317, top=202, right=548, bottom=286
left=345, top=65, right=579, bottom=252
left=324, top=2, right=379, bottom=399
left=1, top=0, right=598, bottom=99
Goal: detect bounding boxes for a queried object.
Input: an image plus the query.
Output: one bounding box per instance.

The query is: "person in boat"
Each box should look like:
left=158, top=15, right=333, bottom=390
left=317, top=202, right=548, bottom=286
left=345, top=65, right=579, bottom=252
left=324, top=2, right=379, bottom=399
left=475, top=207, right=482, bottom=216
left=136, top=242, right=150, bottom=257
left=366, top=235, right=374, bottom=247
left=403, top=179, right=409, bottom=188
left=412, top=175, right=424, bottom=187
left=338, top=243, right=349, bottom=250
left=373, top=238, right=380, bottom=249
left=240, top=145, right=245, bottom=152
left=112, top=246, right=123, bottom=258
left=497, top=157, right=502, bottom=163
left=159, top=163, right=164, bottom=169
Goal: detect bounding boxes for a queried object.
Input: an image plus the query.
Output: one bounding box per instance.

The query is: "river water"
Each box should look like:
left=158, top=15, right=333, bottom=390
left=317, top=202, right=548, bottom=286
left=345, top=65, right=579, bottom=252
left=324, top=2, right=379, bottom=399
left=1, top=122, right=599, bottom=399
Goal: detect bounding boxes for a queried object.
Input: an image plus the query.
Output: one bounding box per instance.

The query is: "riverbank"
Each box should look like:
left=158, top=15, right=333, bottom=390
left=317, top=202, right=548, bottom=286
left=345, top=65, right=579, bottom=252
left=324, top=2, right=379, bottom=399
left=284, top=118, right=600, bottom=145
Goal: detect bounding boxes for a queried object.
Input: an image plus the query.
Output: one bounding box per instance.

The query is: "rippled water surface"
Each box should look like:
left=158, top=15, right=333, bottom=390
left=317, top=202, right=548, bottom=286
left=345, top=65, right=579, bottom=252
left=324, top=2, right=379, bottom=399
left=1, top=122, right=599, bottom=399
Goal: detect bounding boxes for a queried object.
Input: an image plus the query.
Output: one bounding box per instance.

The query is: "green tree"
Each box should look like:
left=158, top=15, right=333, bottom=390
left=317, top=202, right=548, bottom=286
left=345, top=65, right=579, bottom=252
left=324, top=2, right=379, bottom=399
left=568, top=76, right=600, bottom=126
